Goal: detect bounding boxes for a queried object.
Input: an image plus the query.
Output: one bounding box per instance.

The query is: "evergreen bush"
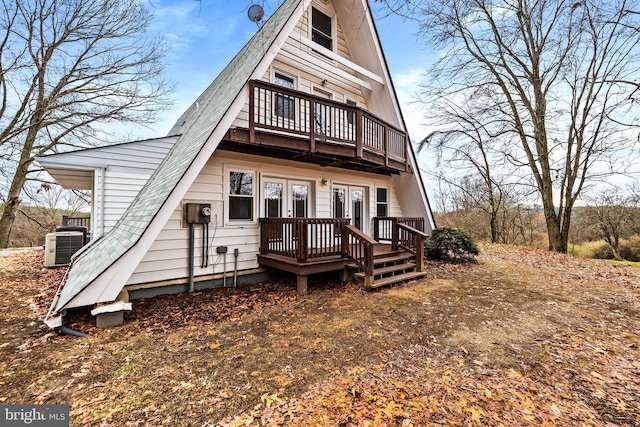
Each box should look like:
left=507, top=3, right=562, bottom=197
left=425, top=227, right=479, bottom=263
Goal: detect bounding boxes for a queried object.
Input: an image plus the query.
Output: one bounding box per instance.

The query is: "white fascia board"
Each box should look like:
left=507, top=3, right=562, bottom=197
left=64, top=254, right=128, bottom=308
left=409, top=145, right=436, bottom=231
left=35, top=159, right=106, bottom=170
left=295, top=35, right=384, bottom=84
left=63, top=2, right=307, bottom=311
left=279, top=43, right=373, bottom=91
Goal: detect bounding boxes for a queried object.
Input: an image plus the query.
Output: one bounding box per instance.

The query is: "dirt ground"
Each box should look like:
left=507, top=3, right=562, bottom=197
left=0, top=244, right=639, bottom=426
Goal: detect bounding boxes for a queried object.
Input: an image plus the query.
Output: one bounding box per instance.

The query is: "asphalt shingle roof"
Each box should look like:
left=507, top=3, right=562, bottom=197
left=54, top=0, right=303, bottom=312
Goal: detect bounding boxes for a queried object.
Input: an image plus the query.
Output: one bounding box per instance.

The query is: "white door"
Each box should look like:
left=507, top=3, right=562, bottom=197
left=263, top=178, right=286, bottom=218
left=333, top=185, right=367, bottom=232
left=289, top=181, right=311, bottom=218
left=262, top=178, right=313, bottom=218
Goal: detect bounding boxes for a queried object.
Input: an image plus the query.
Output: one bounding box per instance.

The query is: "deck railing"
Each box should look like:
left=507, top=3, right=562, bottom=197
left=249, top=80, right=407, bottom=163
left=342, top=224, right=376, bottom=276
left=259, top=216, right=428, bottom=275
left=259, top=218, right=351, bottom=261
left=61, top=215, right=91, bottom=230
left=397, top=223, right=427, bottom=272
left=373, top=217, right=424, bottom=242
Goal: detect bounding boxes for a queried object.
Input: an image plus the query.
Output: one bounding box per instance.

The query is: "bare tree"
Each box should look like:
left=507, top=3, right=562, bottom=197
left=0, top=0, right=173, bottom=248
left=582, top=188, right=639, bottom=260
left=380, top=0, right=640, bottom=252
left=419, top=90, right=525, bottom=243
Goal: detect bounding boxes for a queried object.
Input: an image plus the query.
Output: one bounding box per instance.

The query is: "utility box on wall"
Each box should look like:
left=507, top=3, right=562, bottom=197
left=184, top=202, right=212, bottom=224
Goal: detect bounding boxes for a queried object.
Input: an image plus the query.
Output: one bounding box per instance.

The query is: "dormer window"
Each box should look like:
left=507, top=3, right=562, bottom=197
left=312, top=7, right=333, bottom=51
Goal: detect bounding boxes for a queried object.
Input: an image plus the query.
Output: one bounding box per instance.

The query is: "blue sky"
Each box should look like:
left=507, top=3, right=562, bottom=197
left=140, top=0, right=431, bottom=142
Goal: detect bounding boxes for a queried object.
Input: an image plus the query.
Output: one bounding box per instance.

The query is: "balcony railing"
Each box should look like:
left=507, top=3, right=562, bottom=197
left=248, top=80, right=408, bottom=170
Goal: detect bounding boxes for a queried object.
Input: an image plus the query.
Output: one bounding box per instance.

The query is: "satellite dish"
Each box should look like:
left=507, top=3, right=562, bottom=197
left=247, top=4, right=264, bottom=23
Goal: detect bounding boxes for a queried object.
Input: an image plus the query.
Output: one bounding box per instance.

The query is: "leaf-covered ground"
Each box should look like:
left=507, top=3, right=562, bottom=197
left=0, top=244, right=639, bottom=426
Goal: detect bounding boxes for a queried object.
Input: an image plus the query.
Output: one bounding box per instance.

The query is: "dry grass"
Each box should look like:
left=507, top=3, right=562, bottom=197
left=0, top=243, right=639, bottom=426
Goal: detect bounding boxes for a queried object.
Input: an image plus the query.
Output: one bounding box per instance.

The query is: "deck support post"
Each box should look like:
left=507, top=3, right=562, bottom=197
left=297, top=274, right=308, bottom=296
left=340, top=267, right=352, bottom=285
left=363, top=273, right=374, bottom=290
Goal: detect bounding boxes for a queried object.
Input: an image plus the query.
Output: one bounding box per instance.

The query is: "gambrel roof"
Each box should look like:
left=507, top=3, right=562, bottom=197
left=52, top=0, right=305, bottom=312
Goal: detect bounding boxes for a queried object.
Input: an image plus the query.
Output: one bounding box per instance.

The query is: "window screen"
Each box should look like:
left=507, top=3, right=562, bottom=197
left=376, top=187, right=388, bottom=217
left=312, top=7, right=332, bottom=51
left=229, top=172, right=253, bottom=220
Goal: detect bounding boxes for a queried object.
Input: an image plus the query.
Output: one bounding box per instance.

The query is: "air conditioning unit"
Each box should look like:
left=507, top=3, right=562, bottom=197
left=44, top=231, right=85, bottom=267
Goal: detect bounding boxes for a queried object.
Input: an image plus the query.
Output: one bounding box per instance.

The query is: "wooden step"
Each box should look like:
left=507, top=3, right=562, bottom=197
left=372, top=252, right=413, bottom=265
left=368, top=271, right=427, bottom=289
left=353, top=262, right=416, bottom=280
left=346, top=250, right=413, bottom=270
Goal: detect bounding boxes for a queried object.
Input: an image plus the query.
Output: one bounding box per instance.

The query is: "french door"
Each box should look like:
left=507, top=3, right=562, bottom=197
left=262, top=178, right=312, bottom=218
left=333, top=185, right=367, bottom=232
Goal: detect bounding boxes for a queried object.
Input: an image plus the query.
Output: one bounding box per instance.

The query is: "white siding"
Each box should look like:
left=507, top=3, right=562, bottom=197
left=101, top=170, right=154, bottom=233
left=39, top=137, right=176, bottom=176
left=126, top=150, right=404, bottom=287
left=231, top=0, right=370, bottom=130
left=38, top=136, right=178, bottom=237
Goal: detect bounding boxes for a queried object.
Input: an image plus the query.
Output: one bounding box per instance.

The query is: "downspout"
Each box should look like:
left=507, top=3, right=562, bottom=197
left=93, top=167, right=106, bottom=238
left=188, top=222, right=195, bottom=292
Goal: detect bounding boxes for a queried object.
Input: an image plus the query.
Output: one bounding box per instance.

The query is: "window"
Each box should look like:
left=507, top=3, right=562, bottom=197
left=313, top=86, right=332, bottom=135
left=291, top=184, right=309, bottom=218
left=263, top=182, right=283, bottom=218
left=376, top=187, right=388, bottom=217
left=229, top=171, right=253, bottom=221
left=274, top=72, right=295, bottom=120
left=346, top=98, right=357, bottom=126
left=312, top=7, right=333, bottom=51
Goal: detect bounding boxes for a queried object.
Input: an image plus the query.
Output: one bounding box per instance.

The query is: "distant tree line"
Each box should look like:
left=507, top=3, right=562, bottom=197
left=434, top=178, right=640, bottom=261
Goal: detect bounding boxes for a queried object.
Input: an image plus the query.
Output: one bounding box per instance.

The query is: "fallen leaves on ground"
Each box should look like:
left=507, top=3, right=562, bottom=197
left=0, top=244, right=639, bottom=426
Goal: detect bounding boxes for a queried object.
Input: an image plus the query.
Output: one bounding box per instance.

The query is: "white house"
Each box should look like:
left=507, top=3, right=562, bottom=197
left=37, top=0, right=436, bottom=327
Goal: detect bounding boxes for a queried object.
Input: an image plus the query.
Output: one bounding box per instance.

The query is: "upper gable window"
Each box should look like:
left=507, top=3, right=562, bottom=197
left=273, top=72, right=295, bottom=120
left=311, top=7, right=333, bottom=51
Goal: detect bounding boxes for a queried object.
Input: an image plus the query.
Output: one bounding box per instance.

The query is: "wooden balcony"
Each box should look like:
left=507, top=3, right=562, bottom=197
left=223, top=80, right=411, bottom=175
left=258, top=217, right=428, bottom=294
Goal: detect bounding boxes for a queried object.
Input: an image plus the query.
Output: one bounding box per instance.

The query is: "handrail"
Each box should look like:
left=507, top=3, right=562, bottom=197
left=373, top=217, right=424, bottom=242
left=342, top=224, right=376, bottom=276
left=251, top=80, right=407, bottom=162
left=397, top=223, right=428, bottom=272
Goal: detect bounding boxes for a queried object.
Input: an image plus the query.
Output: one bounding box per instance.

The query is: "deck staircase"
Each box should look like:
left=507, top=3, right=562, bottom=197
left=349, top=245, right=427, bottom=290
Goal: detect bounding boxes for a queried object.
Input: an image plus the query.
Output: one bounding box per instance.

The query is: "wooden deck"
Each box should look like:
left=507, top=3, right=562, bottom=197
left=258, top=217, right=428, bottom=294
left=222, top=80, right=411, bottom=175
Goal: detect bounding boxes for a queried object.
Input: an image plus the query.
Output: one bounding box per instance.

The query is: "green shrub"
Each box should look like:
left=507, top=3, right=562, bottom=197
left=425, top=227, right=479, bottom=263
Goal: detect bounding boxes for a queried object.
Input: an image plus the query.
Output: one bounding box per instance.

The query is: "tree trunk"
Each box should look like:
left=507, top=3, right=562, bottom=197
left=489, top=213, right=498, bottom=243
left=0, top=120, right=41, bottom=248
left=0, top=160, right=31, bottom=248
left=541, top=196, right=568, bottom=253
